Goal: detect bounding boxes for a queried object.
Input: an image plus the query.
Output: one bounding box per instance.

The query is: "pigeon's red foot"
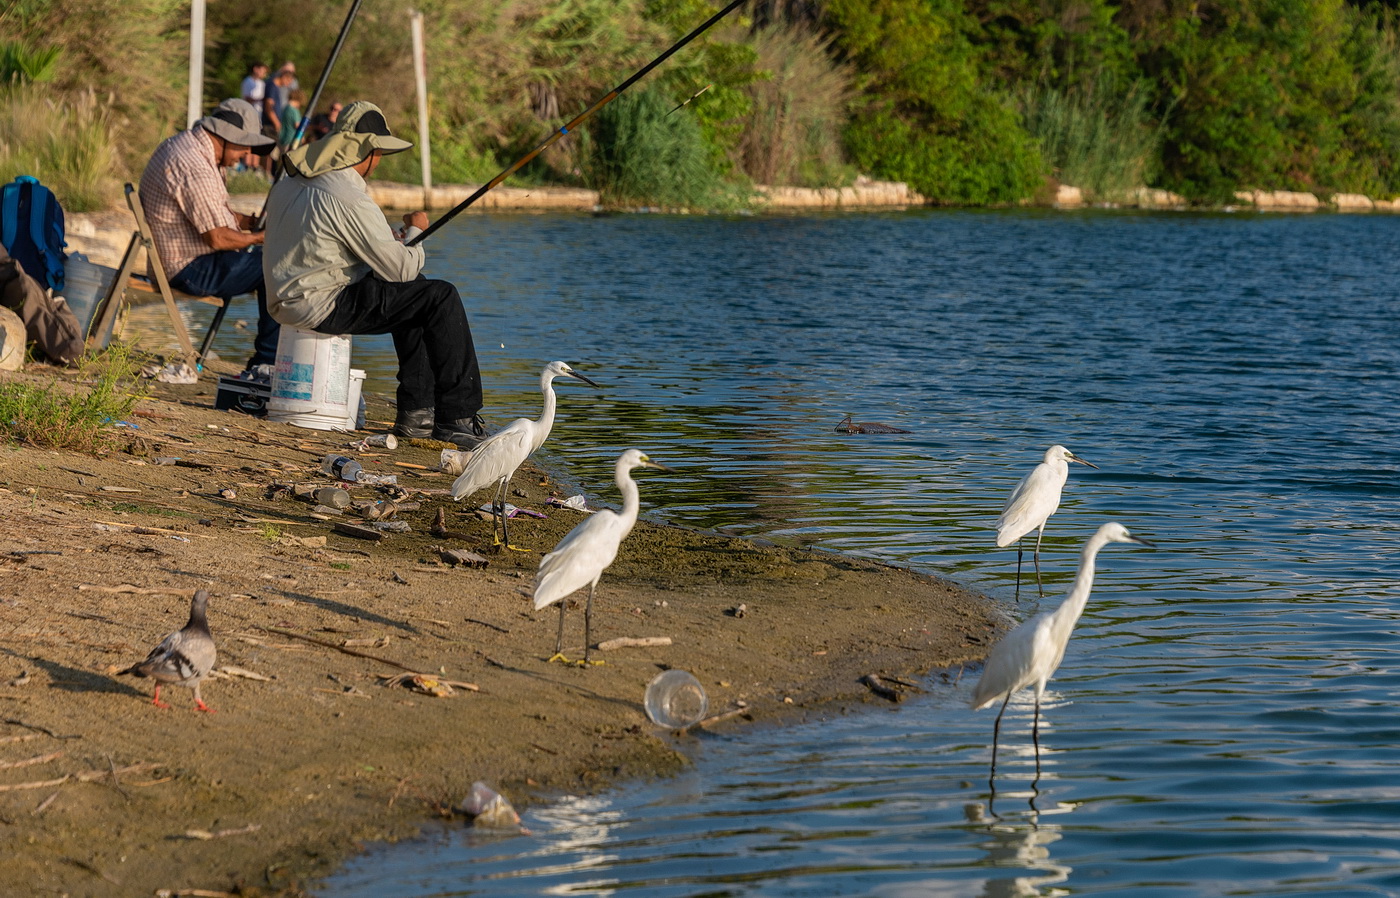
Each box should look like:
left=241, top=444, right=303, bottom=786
left=195, top=702, right=216, bottom=713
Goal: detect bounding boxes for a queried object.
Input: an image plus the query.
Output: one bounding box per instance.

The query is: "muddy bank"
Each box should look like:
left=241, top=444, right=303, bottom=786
left=0, top=362, right=1000, bottom=896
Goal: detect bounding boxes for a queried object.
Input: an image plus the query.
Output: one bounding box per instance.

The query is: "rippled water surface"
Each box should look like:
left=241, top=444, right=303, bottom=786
left=306, top=209, right=1400, bottom=896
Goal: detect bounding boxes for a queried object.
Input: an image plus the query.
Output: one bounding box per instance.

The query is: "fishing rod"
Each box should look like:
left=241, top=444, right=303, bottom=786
left=409, top=0, right=748, bottom=247
left=255, top=0, right=363, bottom=224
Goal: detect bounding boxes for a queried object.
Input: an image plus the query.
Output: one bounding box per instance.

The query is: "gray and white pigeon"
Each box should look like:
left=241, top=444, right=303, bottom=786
left=118, top=589, right=217, bottom=712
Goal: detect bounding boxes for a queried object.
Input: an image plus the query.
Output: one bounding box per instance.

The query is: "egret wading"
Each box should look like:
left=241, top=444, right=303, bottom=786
left=451, top=361, right=599, bottom=548
left=996, top=445, right=1099, bottom=598
left=971, top=522, right=1153, bottom=791
left=533, top=449, right=672, bottom=664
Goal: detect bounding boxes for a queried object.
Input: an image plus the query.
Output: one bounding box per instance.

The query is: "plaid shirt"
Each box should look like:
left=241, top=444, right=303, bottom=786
left=138, top=126, right=237, bottom=277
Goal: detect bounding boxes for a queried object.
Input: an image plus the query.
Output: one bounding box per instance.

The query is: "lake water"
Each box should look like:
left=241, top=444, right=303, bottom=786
left=277, top=208, right=1400, bottom=896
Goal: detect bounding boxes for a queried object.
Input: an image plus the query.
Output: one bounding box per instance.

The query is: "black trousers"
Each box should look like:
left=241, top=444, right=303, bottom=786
left=314, top=274, right=483, bottom=420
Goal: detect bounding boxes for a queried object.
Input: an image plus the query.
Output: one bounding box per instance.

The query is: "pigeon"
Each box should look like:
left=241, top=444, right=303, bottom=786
left=118, top=589, right=217, bottom=712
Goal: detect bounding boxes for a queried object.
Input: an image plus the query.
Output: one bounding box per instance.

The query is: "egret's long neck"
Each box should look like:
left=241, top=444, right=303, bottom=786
left=1050, top=531, right=1109, bottom=639
left=533, top=374, right=559, bottom=451
left=615, top=462, right=642, bottom=538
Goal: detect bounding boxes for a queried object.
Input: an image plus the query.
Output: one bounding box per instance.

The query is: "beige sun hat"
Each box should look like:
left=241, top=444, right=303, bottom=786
left=198, top=98, right=276, bottom=155
left=282, top=101, right=412, bottom=177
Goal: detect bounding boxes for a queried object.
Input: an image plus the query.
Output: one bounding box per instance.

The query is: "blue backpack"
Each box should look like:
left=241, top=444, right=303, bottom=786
left=0, top=175, right=66, bottom=292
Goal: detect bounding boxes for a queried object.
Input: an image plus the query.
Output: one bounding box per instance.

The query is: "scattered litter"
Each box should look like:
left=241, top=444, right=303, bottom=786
left=8, top=671, right=29, bottom=687
left=596, top=636, right=672, bottom=652
left=182, top=823, right=260, bottom=840
left=355, top=471, right=398, bottom=486
left=726, top=603, right=748, bottom=619
left=279, top=535, right=327, bottom=549
left=369, top=520, right=411, bottom=533
left=379, top=671, right=479, bottom=695
left=546, top=495, right=592, bottom=513
left=436, top=547, right=489, bottom=568
left=644, top=670, right=708, bottom=729
left=346, top=433, right=398, bottom=450
left=213, top=665, right=271, bottom=682
left=477, top=502, right=546, bottom=520
left=332, top=522, right=384, bottom=541
left=218, top=487, right=237, bottom=500
left=436, top=448, right=470, bottom=476
left=391, top=571, right=410, bottom=585
left=457, top=781, right=524, bottom=831
left=99, top=486, right=140, bottom=493
left=145, top=361, right=198, bottom=384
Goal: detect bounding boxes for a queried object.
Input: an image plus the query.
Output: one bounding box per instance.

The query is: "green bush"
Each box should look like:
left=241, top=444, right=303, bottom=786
left=585, top=86, right=730, bottom=207
left=825, top=0, right=1045, bottom=204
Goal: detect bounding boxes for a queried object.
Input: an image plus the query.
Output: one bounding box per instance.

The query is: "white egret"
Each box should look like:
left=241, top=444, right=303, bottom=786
left=451, top=361, right=599, bottom=548
left=971, top=522, right=1153, bottom=790
left=996, top=445, right=1099, bottom=598
left=533, top=449, right=672, bottom=664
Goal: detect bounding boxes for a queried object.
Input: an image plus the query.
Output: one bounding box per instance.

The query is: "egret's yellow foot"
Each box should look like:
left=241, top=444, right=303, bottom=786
left=547, top=652, right=573, bottom=664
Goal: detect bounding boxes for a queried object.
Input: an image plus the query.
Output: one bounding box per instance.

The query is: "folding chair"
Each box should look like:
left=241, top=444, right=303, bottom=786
left=87, top=183, right=229, bottom=366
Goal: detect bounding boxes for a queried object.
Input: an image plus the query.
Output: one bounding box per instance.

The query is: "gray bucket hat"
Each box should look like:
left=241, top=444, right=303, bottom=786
left=199, top=98, right=275, bottom=155
left=283, top=101, right=412, bottom=177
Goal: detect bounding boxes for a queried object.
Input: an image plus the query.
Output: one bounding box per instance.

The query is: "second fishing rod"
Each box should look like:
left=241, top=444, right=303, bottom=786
left=409, top=0, right=747, bottom=247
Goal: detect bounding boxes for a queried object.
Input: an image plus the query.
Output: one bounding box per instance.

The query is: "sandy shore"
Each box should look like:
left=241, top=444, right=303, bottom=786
left=0, top=361, right=1001, bottom=896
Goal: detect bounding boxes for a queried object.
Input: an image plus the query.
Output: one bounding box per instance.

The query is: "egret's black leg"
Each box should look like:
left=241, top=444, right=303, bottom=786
left=989, top=692, right=1012, bottom=795
left=1014, top=543, right=1024, bottom=601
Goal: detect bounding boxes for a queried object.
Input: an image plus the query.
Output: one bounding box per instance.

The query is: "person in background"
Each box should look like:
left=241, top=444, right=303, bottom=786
left=261, top=65, right=296, bottom=172
left=262, top=101, right=489, bottom=448
left=279, top=89, right=306, bottom=151
left=140, top=98, right=281, bottom=373
left=308, top=101, right=342, bottom=142
left=240, top=62, right=268, bottom=108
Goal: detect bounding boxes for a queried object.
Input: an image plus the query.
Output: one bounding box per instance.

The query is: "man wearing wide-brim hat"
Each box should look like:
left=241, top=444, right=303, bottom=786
left=139, top=98, right=281, bottom=371
left=262, top=101, right=488, bottom=447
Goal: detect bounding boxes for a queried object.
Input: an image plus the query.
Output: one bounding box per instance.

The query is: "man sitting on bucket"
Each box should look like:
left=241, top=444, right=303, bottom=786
left=262, top=101, right=489, bottom=448
left=140, top=98, right=280, bottom=372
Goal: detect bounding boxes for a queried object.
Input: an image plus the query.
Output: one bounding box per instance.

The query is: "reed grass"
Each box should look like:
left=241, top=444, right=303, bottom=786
left=0, top=84, right=118, bottom=211
left=1019, top=82, right=1160, bottom=201
left=739, top=24, right=855, bottom=188
left=0, top=343, right=146, bottom=452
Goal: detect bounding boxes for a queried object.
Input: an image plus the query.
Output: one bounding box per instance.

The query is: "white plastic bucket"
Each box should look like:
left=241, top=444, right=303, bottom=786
left=61, top=255, right=118, bottom=345
left=267, top=327, right=353, bottom=430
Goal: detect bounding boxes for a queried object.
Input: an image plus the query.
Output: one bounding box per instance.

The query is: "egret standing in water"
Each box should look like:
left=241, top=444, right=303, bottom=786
left=451, top=361, right=599, bottom=548
left=996, top=445, right=1099, bottom=598
left=533, top=449, right=672, bottom=664
left=972, top=521, right=1153, bottom=791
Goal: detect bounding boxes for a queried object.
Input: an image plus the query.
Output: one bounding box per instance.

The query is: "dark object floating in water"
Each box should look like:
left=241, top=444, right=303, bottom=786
left=835, top=415, right=912, bottom=434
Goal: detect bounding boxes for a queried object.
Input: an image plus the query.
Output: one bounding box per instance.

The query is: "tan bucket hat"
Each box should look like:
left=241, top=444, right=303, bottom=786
left=199, top=98, right=276, bottom=155
left=282, top=101, right=412, bottom=177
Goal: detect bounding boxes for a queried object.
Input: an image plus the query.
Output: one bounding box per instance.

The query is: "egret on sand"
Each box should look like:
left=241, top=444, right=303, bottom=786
left=996, top=445, right=1099, bottom=599
left=971, top=522, right=1153, bottom=790
left=451, top=361, right=600, bottom=548
left=533, top=449, right=672, bottom=664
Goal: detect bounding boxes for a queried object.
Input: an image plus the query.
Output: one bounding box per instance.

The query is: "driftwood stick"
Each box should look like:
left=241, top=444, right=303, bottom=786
left=0, top=751, right=64, bottom=771
left=860, top=674, right=904, bottom=703
left=2, top=718, right=81, bottom=740
left=596, top=636, right=672, bottom=652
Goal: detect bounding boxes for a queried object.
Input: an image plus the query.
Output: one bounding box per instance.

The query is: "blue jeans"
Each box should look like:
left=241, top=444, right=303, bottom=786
left=171, top=247, right=279, bottom=367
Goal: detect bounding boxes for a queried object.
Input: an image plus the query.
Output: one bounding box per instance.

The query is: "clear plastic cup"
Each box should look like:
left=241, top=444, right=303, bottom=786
left=644, top=669, right=708, bottom=729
